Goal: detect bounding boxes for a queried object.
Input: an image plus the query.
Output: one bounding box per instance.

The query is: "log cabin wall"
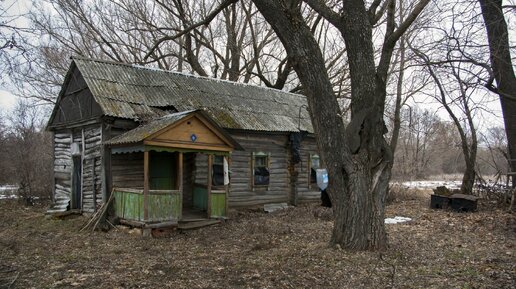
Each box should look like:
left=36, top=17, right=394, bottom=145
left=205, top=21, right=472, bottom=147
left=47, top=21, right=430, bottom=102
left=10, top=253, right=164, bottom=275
left=192, top=131, right=321, bottom=207
left=111, top=152, right=144, bottom=189
left=52, top=124, right=103, bottom=213
left=53, top=130, right=73, bottom=211
left=194, top=153, right=209, bottom=186
left=80, top=125, right=103, bottom=212
left=296, top=136, right=321, bottom=202
left=226, top=132, right=290, bottom=207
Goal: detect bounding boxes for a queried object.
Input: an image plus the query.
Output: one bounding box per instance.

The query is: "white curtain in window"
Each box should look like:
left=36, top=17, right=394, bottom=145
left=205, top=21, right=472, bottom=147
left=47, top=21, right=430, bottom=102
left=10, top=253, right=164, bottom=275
left=223, top=157, right=229, bottom=185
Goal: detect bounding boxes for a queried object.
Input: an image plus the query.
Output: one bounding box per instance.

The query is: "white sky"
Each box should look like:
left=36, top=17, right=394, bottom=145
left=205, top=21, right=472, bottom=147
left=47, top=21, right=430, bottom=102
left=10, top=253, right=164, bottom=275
left=0, top=0, right=510, bottom=130
left=0, top=89, right=17, bottom=111
left=1, top=0, right=32, bottom=113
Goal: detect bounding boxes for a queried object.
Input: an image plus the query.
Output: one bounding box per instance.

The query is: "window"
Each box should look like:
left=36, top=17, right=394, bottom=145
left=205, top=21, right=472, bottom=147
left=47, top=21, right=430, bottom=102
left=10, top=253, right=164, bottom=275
left=253, top=152, right=270, bottom=186
left=212, top=155, right=225, bottom=186
left=309, top=154, right=320, bottom=186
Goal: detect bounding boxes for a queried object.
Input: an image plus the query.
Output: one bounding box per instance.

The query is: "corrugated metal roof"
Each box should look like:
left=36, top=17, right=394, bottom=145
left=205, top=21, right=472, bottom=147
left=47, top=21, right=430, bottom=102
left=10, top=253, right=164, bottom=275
left=105, top=110, right=193, bottom=145
left=72, top=57, right=313, bottom=133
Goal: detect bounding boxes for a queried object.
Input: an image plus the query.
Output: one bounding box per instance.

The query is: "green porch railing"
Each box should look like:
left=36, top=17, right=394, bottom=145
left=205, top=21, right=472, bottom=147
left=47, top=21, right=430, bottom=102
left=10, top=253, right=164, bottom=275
left=114, top=188, right=181, bottom=223
left=193, top=185, right=227, bottom=218
left=210, top=190, right=226, bottom=218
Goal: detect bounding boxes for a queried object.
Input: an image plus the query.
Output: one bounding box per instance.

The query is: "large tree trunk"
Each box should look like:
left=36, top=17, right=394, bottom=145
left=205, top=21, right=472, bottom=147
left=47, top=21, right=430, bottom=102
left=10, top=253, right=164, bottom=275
left=479, top=0, right=516, bottom=188
left=252, top=0, right=391, bottom=250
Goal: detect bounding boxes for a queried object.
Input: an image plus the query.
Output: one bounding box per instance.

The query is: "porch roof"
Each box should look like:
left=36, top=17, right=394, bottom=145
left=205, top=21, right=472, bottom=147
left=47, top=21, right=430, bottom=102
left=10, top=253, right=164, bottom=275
left=105, top=110, right=243, bottom=151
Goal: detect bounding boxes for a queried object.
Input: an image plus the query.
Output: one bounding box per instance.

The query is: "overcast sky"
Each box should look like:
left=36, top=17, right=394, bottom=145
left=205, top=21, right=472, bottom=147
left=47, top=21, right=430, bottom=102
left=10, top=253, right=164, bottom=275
left=0, top=0, right=509, bottom=131
left=1, top=0, right=32, bottom=112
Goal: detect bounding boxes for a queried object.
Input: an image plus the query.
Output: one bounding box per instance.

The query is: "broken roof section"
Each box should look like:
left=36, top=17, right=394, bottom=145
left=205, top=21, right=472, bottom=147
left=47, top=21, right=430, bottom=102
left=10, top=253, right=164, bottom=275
left=72, top=57, right=313, bottom=133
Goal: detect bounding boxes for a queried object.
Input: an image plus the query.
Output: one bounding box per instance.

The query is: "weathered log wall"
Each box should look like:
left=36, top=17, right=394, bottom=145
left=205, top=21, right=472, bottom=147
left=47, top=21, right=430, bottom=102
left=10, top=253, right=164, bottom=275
left=226, top=132, right=290, bottom=207
left=111, top=152, right=144, bottom=189
left=80, top=126, right=103, bottom=212
left=53, top=123, right=320, bottom=213
left=191, top=132, right=320, bottom=207
left=296, top=137, right=321, bottom=202
left=51, top=125, right=103, bottom=213
left=52, top=131, right=73, bottom=211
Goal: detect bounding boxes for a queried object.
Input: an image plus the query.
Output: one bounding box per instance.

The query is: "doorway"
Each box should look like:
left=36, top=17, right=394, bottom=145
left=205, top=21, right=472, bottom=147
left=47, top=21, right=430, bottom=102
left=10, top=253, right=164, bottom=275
left=71, top=155, right=82, bottom=209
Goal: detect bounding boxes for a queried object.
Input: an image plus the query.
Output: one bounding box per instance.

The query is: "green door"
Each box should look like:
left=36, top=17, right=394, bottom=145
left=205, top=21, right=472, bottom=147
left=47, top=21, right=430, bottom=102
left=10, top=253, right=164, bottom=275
left=149, top=151, right=177, bottom=190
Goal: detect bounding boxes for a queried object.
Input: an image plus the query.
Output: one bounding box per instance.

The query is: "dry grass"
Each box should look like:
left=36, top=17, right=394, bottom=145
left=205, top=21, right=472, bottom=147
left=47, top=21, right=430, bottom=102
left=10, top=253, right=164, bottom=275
left=387, top=184, right=431, bottom=204
left=0, top=198, right=514, bottom=289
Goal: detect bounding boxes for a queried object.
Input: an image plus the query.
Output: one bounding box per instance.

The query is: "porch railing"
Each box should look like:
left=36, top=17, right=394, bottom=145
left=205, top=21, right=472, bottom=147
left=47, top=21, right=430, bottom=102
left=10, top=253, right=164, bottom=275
left=113, top=188, right=182, bottom=223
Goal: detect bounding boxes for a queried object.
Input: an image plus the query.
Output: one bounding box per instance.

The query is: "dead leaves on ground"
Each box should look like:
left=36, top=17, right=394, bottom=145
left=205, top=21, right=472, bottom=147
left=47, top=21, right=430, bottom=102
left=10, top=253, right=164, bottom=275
left=0, top=199, right=514, bottom=288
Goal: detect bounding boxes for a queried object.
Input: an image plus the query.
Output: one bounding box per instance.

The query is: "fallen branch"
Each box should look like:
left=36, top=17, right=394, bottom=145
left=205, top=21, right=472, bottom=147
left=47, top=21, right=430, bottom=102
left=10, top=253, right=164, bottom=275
left=80, top=190, right=115, bottom=232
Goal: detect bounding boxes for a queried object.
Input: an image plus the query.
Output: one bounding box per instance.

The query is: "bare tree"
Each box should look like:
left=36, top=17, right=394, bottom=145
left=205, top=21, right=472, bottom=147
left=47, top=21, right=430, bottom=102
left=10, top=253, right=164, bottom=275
left=392, top=108, right=443, bottom=179
left=418, top=53, right=481, bottom=194
left=2, top=101, right=52, bottom=203
left=478, top=0, right=516, bottom=188
left=244, top=0, right=429, bottom=250
left=0, top=0, right=32, bottom=84
left=477, top=127, right=510, bottom=183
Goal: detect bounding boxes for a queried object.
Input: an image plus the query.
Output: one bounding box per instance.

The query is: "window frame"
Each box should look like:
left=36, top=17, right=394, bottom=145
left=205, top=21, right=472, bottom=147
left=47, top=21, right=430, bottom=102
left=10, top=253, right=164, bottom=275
left=308, top=153, right=320, bottom=189
left=212, top=155, right=226, bottom=187
left=252, top=151, right=271, bottom=189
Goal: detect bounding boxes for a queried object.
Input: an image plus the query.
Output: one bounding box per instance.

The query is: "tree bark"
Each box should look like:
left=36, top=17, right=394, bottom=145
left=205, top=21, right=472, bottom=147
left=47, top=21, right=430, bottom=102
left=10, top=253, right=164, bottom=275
left=252, top=0, right=392, bottom=250
left=479, top=0, right=516, bottom=187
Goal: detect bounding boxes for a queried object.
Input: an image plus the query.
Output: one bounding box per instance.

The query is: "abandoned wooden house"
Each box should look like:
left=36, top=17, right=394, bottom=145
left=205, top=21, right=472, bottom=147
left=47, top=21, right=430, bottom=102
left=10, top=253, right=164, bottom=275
left=47, top=57, right=322, bottom=226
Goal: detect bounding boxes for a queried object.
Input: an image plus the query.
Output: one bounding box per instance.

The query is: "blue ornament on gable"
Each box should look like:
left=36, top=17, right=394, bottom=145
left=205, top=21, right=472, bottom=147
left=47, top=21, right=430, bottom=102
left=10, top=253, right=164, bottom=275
left=191, top=134, right=197, bottom=142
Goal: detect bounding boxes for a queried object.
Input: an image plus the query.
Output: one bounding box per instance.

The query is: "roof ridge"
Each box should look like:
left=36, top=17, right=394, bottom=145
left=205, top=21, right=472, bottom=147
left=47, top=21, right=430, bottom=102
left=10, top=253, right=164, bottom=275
left=71, top=56, right=305, bottom=98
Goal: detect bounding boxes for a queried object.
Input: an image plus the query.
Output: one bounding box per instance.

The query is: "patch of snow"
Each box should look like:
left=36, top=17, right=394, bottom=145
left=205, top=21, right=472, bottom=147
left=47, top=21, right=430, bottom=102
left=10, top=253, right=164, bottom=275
left=385, top=216, right=412, bottom=224
left=398, top=180, right=462, bottom=190
left=0, top=185, right=18, bottom=191
left=0, top=185, right=18, bottom=199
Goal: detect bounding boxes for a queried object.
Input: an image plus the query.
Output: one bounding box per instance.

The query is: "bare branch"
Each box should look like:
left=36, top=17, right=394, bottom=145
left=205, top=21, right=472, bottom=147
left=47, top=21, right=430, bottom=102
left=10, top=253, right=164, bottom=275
left=144, top=0, right=238, bottom=60
left=303, top=0, right=342, bottom=27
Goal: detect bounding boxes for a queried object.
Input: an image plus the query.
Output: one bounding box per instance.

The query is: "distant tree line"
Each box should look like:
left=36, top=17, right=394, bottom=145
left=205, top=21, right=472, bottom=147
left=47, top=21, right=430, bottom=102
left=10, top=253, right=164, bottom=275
left=0, top=102, right=52, bottom=203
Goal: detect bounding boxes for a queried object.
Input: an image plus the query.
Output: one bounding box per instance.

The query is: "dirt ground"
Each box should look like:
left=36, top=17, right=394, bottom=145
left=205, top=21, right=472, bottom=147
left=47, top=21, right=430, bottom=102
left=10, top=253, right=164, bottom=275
left=0, top=196, right=514, bottom=289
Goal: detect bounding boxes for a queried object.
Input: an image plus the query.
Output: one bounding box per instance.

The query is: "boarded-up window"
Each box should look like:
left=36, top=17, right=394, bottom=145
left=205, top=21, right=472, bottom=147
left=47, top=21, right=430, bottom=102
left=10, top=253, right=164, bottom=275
left=253, top=152, right=270, bottom=186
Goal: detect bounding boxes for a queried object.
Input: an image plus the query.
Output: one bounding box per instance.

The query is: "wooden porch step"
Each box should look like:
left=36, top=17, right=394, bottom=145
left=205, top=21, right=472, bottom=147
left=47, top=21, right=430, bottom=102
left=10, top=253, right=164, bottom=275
left=178, top=219, right=221, bottom=230
left=179, top=217, right=208, bottom=223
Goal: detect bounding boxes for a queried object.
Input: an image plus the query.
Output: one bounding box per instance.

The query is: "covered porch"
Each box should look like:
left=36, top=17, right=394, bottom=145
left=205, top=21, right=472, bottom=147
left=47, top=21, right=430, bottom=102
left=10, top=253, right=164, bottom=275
left=105, top=110, right=241, bottom=228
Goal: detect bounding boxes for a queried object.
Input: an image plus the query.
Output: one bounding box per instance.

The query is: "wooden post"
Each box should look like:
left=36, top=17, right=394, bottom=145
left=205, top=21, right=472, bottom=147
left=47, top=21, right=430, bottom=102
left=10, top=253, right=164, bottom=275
left=143, top=150, right=149, bottom=222
left=178, top=152, right=183, bottom=220
left=81, top=129, right=85, bottom=211
left=225, top=155, right=229, bottom=217
left=207, top=154, right=212, bottom=218
left=51, top=131, right=55, bottom=204
left=177, top=152, right=183, bottom=191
